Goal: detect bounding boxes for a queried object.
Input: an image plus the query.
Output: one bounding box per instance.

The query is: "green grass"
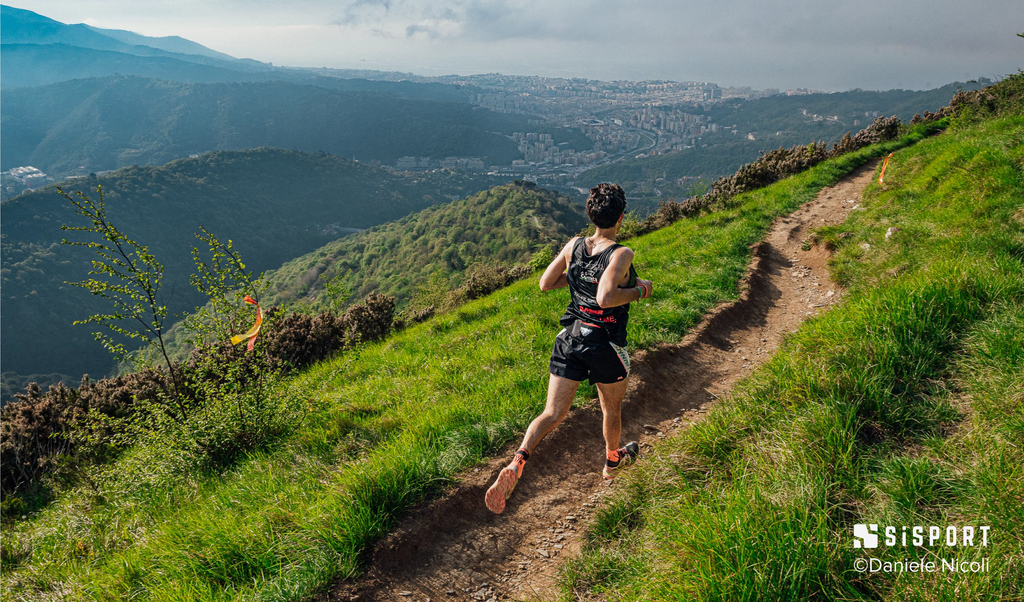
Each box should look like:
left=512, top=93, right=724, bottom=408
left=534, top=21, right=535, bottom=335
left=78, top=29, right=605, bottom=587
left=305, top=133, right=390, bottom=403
left=559, top=112, right=1024, bottom=601
left=0, top=125, right=942, bottom=601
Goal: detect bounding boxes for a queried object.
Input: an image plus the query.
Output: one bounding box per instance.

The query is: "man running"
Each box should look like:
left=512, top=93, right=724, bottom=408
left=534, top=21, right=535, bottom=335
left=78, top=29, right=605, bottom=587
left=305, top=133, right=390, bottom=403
left=486, top=183, right=653, bottom=514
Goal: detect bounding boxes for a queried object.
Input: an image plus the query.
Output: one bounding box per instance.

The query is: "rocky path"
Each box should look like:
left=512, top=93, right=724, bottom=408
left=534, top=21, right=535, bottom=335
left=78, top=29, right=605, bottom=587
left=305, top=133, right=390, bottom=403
left=320, top=159, right=880, bottom=602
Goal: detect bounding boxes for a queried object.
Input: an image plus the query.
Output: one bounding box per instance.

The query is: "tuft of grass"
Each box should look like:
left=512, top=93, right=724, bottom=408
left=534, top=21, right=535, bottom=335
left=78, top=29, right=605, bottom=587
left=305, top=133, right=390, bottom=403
left=562, top=112, right=1023, bottom=600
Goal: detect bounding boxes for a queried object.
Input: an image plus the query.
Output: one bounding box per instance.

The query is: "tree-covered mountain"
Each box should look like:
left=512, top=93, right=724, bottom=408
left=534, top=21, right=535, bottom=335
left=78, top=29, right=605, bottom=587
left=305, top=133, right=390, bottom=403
left=1, top=148, right=509, bottom=387
left=0, top=76, right=545, bottom=176
left=260, top=181, right=587, bottom=312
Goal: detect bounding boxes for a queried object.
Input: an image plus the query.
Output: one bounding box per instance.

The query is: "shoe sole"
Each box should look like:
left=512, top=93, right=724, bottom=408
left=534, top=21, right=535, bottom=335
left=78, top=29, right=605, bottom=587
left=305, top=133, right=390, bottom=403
left=603, top=464, right=630, bottom=479
left=485, top=466, right=518, bottom=514
left=603, top=444, right=640, bottom=479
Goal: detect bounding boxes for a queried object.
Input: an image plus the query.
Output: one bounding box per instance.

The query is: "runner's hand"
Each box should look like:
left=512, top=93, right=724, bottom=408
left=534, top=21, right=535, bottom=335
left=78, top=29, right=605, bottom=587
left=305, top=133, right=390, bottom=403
left=637, top=279, right=653, bottom=299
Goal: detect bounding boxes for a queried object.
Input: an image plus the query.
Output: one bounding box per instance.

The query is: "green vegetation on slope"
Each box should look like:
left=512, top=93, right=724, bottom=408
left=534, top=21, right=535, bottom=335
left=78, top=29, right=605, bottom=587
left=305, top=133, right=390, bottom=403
left=561, top=79, right=1023, bottom=601
left=261, top=181, right=587, bottom=311
left=1, top=148, right=506, bottom=385
left=0, top=120, right=936, bottom=600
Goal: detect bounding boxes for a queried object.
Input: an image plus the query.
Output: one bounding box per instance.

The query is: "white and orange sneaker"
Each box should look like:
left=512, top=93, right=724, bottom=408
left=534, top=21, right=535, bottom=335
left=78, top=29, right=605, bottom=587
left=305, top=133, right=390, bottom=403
left=485, top=450, right=528, bottom=514
left=602, top=442, right=640, bottom=479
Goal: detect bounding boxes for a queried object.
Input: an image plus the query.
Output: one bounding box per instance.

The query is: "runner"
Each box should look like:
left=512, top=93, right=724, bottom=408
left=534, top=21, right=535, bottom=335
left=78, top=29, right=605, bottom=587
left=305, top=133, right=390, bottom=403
left=486, top=183, right=653, bottom=514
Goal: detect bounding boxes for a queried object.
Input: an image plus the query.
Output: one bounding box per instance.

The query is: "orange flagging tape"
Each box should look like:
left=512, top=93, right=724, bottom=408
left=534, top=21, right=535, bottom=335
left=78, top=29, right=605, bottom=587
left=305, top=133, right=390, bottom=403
left=230, top=295, right=263, bottom=351
left=879, top=152, right=895, bottom=184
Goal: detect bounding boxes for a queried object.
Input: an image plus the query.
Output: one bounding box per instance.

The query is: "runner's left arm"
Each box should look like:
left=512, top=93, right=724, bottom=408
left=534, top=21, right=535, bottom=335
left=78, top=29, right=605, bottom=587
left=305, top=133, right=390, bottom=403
left=597, top=247, right=643, bottom=308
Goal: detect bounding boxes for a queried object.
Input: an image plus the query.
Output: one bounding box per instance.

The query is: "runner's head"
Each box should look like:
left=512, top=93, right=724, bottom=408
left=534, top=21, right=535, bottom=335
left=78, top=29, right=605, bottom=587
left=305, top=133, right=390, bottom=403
left=586, top=183, right=626, bottom=229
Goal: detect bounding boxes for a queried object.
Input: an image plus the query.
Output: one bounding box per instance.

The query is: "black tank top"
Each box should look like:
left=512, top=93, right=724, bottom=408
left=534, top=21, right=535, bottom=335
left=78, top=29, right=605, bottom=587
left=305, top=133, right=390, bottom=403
left=560, top=237, right=630, bottom=346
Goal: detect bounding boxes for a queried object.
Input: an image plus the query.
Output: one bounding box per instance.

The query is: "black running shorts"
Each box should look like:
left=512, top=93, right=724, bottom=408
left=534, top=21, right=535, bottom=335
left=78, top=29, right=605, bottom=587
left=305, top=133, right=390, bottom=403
left=549, top=324, right=630, bottom=384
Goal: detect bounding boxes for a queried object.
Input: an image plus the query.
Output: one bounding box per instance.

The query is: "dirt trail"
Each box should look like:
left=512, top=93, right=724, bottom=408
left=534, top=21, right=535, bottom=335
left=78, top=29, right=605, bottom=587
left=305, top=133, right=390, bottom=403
left=322, top=160, right=880, bottom=602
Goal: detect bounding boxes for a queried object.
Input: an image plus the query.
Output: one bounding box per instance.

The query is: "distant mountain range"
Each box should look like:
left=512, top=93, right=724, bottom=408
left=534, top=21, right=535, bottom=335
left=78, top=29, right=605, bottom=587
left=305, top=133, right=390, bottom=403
left=0, top=5, right=275, bottom=81
left=81, top=23, right=244, bottom=64
left=0, top=148, right=509, bottom=389
left=1, top=4, right=584, bottom=181
left=2, top=6, right=559, bottom=178
left=0, top=5, right=485, bottom=98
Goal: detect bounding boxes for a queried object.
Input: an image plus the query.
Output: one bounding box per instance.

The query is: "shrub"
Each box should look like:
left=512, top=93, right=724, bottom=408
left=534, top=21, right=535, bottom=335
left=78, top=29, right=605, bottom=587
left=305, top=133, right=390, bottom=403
left=0, top=368, right=174, bottom=498
left=459, top=262, right=532, bottom=300
left=344, top=292, right=395, bottom=345
left=528, top=246, right=555, bottom=272
left=1, top=290, right=398, bottom=500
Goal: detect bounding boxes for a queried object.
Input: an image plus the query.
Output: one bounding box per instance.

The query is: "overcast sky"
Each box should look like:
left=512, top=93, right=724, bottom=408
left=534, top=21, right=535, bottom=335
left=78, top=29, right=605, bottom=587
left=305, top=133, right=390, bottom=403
left=6, top=0, right=1022, bottom=90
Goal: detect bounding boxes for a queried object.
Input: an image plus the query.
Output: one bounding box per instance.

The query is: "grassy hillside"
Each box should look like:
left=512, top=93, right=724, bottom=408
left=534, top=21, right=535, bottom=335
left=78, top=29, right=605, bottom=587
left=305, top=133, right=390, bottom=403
left=0, top=117, right=937, bottom=600
left=561, top=82, right=1023, bottom=600
left=1, top=148, right=506, bottom=385
left=0, top=76, right=566, bottom=176
left=260, top=181, right=587, bottom=311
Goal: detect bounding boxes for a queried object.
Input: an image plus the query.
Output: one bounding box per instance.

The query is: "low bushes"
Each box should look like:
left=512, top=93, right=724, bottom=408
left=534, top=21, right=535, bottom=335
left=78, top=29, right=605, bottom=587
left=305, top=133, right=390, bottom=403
left=0, top=291, right=397, bottom=503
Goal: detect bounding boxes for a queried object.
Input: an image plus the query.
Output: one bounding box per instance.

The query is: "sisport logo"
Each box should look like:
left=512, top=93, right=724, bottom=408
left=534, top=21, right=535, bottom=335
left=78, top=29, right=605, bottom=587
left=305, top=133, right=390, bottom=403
left=853, top=524, right=878, bottom=549
left=853, top=523, right=991, bottom=548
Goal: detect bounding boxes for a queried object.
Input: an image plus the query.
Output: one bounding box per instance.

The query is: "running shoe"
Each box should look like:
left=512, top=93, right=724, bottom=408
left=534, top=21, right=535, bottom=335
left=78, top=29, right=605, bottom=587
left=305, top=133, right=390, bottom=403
left=485, top=453, right=526, bottom=514
left=602, top=441, right=640, bottom=479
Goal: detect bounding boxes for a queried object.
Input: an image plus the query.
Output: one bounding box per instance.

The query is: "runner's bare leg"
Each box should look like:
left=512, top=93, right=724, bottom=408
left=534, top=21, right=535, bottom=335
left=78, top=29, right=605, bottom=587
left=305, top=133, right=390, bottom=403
left=596, top=378, right=630, bottom=452
left=518, top=374, right=580, bottom=453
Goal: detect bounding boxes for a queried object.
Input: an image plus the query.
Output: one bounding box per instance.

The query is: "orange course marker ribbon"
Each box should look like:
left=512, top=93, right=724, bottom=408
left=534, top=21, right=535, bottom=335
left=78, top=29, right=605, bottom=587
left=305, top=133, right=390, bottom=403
left=879, top=152, right=895, bottom=184
left=230, top=295, right=263, bottom=351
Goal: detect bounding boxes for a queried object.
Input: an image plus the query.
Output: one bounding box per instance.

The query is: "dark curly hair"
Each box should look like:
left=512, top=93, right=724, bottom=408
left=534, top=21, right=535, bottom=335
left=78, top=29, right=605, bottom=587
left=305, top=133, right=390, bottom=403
left=586, top=183, right=626, bottom=228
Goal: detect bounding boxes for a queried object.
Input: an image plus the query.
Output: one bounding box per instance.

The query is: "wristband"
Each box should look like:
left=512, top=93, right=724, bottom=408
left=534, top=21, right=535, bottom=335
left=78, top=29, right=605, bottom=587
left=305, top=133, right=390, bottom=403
left=636, top=283, right=649, bottom=300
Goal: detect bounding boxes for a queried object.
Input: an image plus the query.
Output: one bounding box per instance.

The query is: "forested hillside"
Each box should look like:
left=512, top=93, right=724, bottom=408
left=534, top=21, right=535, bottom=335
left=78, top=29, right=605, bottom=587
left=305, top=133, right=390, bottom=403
left=1, top=148, right=507, bottom=389
left=0, top=76, right=575, bottom=176
left=260, top=181, right=587, bottom=312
